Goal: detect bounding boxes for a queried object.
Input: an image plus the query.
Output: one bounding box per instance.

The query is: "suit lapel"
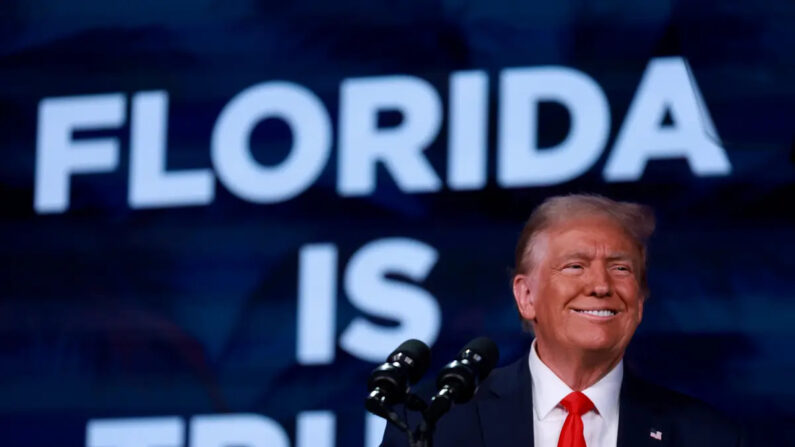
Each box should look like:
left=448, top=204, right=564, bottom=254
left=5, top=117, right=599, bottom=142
left=477, top=354, right=534, bottom=447
left=617, top=371, right=671, bottom=447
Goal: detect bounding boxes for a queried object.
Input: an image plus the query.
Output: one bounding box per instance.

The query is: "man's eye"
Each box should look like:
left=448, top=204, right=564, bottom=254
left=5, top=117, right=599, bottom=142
left=613, top=265, right=631, bottom=272
left=564, top=264, right=583, bottom=270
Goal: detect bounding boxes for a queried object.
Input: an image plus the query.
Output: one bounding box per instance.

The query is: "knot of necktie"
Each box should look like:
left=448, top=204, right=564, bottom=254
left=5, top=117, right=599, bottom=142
left=560, top=391, right=594, bottom=416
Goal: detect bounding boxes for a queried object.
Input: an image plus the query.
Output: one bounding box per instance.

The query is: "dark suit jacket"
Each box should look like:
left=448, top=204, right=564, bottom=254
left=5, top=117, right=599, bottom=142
left=381, top=354, right=745, bottom=447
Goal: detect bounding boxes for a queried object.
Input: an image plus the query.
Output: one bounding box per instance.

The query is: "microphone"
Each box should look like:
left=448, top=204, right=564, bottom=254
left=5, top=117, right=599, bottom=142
left=365, top=339, right=431, bottom=418
left=424, top=337, right=499, bottom=425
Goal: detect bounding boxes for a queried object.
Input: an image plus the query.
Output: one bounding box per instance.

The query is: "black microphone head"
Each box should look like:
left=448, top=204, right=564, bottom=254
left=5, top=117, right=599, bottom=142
left=388, top=339, right=431, bottom=384
left=432, top=336, right=500, bottom=409
left=366, top=339, right=431, bottom=409
left=457, top=336, right=499, bottom=380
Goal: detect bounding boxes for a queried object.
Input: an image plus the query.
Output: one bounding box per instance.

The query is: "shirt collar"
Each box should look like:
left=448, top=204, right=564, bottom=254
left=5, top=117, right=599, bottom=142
left=527, top=339, right=623, bottom=423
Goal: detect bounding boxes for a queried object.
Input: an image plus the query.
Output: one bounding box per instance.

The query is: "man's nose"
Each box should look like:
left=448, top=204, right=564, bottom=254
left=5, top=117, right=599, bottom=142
left=587, top=266, right=612, bottom=297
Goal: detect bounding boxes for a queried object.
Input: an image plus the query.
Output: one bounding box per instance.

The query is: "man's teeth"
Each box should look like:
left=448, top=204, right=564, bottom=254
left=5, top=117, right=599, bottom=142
left=575, top=309, right=616, bottom=317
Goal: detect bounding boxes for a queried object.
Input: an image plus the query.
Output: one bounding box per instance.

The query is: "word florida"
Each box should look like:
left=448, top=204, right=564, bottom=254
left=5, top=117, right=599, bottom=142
left=34, top=57, right=730, bottom=214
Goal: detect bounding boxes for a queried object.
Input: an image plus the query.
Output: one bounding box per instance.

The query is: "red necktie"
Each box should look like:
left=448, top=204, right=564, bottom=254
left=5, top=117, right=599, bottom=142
left=557, top=391, right=595, bottom=447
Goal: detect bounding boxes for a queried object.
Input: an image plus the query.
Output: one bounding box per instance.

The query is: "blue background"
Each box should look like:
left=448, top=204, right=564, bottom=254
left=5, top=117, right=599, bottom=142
left=1, top=1, right=794, bottom=446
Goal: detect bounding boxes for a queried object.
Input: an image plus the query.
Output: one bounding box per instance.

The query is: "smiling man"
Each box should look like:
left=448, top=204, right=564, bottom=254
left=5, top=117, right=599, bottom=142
left=512, top=195, right=652, bottom=447
left=381, top=194, right=746, bottom=447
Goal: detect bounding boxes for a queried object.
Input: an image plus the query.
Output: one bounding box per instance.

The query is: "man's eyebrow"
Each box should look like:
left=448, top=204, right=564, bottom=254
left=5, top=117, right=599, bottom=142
left=606, top=252, right=635, bottom=262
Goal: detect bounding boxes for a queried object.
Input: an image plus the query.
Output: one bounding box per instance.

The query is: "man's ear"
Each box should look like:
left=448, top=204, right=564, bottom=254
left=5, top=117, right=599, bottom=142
left=637, top=294, right=645, bottom=323
left=512, top=274, right=536, bottom=321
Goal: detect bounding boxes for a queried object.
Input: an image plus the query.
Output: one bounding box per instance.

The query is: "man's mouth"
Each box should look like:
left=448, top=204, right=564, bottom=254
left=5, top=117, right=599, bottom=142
left=572, top=309, right=618, bottom=317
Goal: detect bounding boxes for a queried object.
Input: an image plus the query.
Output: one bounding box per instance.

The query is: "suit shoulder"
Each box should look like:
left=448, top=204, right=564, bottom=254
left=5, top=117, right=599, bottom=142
left=633, top=379, right=725, bottom=416
left=626, top=375, right=745, bottom=439
left=471, top=355, right=531, bottom=400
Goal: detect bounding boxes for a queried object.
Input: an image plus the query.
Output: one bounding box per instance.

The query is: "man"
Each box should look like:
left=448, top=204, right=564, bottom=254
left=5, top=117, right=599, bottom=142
left=382, top=194, right=745, bottom=447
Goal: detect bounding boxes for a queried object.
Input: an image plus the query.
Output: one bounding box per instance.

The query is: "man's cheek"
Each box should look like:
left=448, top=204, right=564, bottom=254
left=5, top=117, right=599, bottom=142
left=554, top=281, right=580, bottom=298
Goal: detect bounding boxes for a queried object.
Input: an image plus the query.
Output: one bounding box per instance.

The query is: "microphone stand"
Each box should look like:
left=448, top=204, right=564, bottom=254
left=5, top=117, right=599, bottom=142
left=368, top=392, right=436, bottom=447
left=370, top=380, right=468, bottom=447
left=412, top=386, right=457, bottom=447
left=413, top=420, right=433, bottom=447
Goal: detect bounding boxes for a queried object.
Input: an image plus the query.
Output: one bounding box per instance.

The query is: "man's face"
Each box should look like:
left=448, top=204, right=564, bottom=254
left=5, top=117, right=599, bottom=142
left=513, top=216, right=644, bottom=358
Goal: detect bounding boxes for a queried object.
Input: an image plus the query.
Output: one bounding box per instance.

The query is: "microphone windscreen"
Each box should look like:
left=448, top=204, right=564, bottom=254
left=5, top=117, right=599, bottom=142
left=389, top=339, right=431, bottom=383
left=458, top=336, right=499, bottom=379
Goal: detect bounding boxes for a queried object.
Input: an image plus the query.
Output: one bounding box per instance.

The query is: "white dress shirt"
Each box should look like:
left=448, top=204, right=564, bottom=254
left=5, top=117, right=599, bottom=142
left=528, top=339, right=623, bottom=447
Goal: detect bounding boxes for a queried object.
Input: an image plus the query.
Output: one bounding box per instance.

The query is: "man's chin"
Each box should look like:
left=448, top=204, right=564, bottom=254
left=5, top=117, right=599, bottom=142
left=568, top=333, right=624, bottom=354
left=565, top=320, right=636, bottom=352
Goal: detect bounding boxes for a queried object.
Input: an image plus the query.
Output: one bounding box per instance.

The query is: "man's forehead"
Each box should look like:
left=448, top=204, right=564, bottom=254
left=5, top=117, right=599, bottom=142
left=537, top=217, right=641, bottom=257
